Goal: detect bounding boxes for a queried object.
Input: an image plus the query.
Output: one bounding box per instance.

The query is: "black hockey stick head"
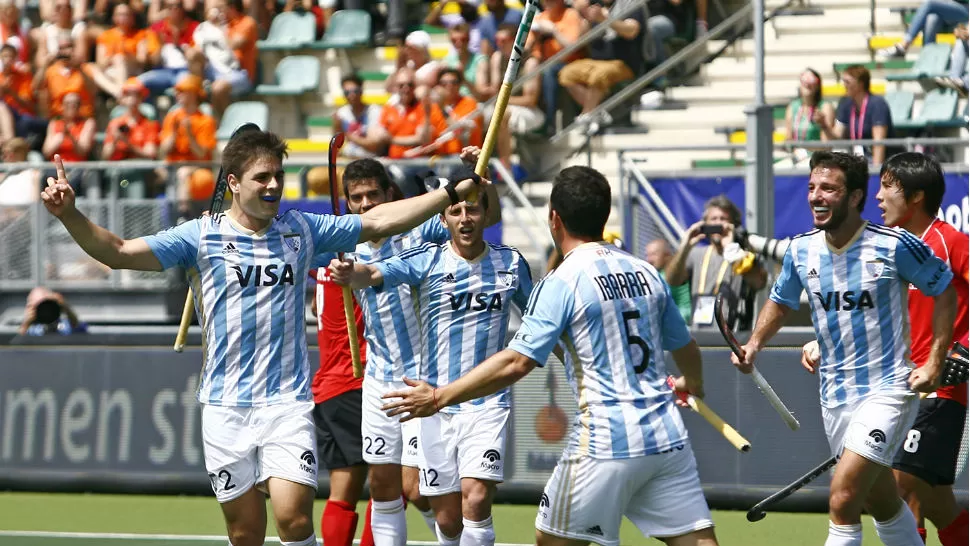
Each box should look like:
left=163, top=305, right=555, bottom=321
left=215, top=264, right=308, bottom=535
left=746, top=509, right=767, bottom=522
left=714, top=293, right=744, bottom=361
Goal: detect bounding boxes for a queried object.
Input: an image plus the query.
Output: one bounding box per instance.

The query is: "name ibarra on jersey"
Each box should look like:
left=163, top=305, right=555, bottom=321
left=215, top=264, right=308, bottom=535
left=232, top=264, right=296, bottom=287
left=448, top=292, right=504, bottom=311
left=594, top=271, right=652, bottom=302
left=814, top=290, right=875, bottom=311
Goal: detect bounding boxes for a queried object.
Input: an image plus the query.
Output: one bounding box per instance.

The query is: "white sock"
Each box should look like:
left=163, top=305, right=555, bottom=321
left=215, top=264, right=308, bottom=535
left=459, top=516, right=495, bottom=546
left=420, top=508, right=437, bottom=533
left=825, top=521, right=863, bottom=546
left=280, top=535, right=317, bottom=546
left=435, top=522, right=461, bottom=546
left=372, top=498, right=407, bottom=546
left=874, top=502, right=924, bottom=546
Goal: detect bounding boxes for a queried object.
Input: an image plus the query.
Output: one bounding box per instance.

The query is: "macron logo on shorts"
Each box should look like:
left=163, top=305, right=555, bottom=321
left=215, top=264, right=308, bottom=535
left=481, top=449, right=502, bottom=471
left=865, top=429, right=886, bottom=452
left=407, top=436, right=418, bottom=456
left=538, top=493, right=550, bottom=520
left=300, top=450, right=316, bottom=473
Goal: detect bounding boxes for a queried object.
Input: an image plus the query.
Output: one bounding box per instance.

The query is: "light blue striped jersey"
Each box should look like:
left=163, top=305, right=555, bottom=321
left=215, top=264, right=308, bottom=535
left=770, top=222, right=953, bottom=408
left=377, top=242, right=532, bottom=413
left=349, top=218, right=450, bottom=382
left=507, top=242, right=693, bottom=459
left=143, top=211, right=362, bottom=407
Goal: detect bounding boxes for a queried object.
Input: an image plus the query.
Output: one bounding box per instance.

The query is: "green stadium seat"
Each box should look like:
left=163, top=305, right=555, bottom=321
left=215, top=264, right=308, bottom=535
left=833, top=60, right=914, bottom=78
left=886, top=43, right=951, bottom=82
left=217, top=102, right=270, bottom=140
left=885, top=90, right=915, bottom=126
left=254, top=56, right=321, bottom=96
left=257, top=11, right=316, bottom=50
left=109, top=103, right=158, bottom=120
left=896, top=88, right=960, bottom=130
left=310, top=9, right=371, bottom=49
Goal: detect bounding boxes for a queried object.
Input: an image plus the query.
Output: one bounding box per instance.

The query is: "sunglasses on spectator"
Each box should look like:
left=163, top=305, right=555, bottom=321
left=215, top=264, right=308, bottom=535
left=398, top=82, right=416, bottom=89
left=439, top=78, right=460, bottom=86
left=343, top=87, right=362, bottom=95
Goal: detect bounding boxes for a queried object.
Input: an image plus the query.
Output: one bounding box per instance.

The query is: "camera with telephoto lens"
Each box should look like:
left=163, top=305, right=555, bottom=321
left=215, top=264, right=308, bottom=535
left=734, top=225, right=791, bottom=263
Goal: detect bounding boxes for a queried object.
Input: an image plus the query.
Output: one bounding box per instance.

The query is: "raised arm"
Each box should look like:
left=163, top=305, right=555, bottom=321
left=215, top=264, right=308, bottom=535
left=41, top=155, right=163, bottom=271
left=357, top=177, right=480, bottom=242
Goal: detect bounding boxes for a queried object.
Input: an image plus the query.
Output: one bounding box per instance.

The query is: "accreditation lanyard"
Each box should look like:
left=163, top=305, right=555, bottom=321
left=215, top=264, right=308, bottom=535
left=697, top=245, right=730, bottom=295
left=794, top=105, right=815, bottom=142
left=849, top=96, right=868, bottom=140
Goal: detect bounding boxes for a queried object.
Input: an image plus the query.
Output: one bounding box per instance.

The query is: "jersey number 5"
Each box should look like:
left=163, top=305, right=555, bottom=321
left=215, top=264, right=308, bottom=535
left=622, top=310, right=650, bottom=374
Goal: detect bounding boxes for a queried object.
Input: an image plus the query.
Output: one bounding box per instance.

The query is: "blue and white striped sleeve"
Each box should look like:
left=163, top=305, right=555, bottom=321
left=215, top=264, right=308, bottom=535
left=660, top=282, right=691, bottom=351
left=769, top=244, right=803, bottom=309
left=141, top=219, right=202, bottom=270
left=507, top=275, right=573, bottom=366
left=376, top=243, right=438, bottom=289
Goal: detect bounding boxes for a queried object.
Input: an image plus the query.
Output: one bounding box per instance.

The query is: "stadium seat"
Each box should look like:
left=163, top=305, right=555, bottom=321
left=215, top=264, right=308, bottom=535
left=311, top=9, right=372, bottom=49
left=833, top=60, right=914, bottom=79
left=217, top=101, right=270, bottom=140
left=254, top=56, right=321, bottom=96
left=886, top=43, right=951, bottom=82
left=885, top=90, right=915, bottom=126
left=896, top=88, right=960, bottom=130
left=257, top=11, right=316, bottom=50
left=109, top=103, right=158, bottom=120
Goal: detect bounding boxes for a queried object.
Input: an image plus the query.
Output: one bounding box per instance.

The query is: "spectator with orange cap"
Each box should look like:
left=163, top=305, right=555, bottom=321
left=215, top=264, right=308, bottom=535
left=102, top=78, right=160, bottom=161
left=159, top=74, right=216, bottom=220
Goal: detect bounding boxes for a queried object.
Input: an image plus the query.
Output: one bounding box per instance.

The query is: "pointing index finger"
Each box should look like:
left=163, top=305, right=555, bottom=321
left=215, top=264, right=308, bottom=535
left=54, top=155, right=66, bottom=182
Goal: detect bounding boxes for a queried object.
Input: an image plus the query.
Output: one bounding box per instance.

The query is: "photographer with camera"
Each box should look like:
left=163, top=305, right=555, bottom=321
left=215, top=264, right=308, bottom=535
left=18, top=287, right=88, bottom=337
left=666, top=195, right=768, bottom=330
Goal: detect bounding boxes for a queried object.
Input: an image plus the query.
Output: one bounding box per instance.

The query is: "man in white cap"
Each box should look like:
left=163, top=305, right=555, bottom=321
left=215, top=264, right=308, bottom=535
left=385, top=30, right=441, bottom=102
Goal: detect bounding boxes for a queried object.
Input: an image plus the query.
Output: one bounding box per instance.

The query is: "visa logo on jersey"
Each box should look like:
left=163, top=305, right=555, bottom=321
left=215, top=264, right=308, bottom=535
left=232, top=264, right=296, bottom=287
left=448, top=293, right=504, bottom=311
left=813, top=290, right=874, bottom=311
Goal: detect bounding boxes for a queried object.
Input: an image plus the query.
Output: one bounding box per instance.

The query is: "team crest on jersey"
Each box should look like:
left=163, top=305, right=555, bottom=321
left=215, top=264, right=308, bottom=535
left=283, top=233, right=301, bottom=253
left=498, top=270, right=515, bottom=288
left=865, top=260, right=884, bottom=278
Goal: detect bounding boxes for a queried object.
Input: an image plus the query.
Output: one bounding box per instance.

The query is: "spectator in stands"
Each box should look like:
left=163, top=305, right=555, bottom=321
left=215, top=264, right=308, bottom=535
left=0, top=0, right=29, bottom=67
left=427, top=67, right=483, bottom=156
left=386, top=30, right=441, bottom=101
left=478, top=0, right=522, bottom=55
left=693, top=0, right=707, bottom=38
left=425, top=0, right=483, bottom=53
left=158, top=74, right=217, bottom=220
left=443, top=22, right=487, bottom=100
left=333, top=74, right=384, bottom=158
left=0, top=44, right=46, bottom=144
left=208, top=0, right=257, bottom=115
left=527, top=0, right=586, bottom=134
left=375, top=67, right=447, bottom=163
left=816, top=65, right=893, bottom=165
left=33, top=37, right=101, bottom=118
left=645, top=0, right=688, bottom=77
left=19, top=287, right=88, bottom=336
left=936, top=23, right=969, bottom=96
left=782, top=68, right=835, bottom=164
left=148, top=0, right=203, bottom=24
left=139, top=0, right=200, bottom=96
left=645, top=238, right=691, bottom=322
left=102, top=78, right=160, bottom=160
left=665, top=195, right=768, bottom=331
left=282, top=0, right=327, bottom=39
left=0, top=137, right=40, bottom=206
left=559, top=0, right=645, bottom=135
left=42, top=92, right=96, bottom=162
left=33, top=0, right=89, bottom=69
left=876, top=0, right=969, bottom=60
left=96, top=3, right=160, bottom=91
left=481, top=23, right=544, bottom=166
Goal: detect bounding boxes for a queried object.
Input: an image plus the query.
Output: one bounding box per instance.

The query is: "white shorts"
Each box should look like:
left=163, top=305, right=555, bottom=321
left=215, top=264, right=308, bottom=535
left=822, top=391, right=920, bottom=467
left=417, top=406, right=509, bottom=496
left=362, top=376, right=421, bottom=467
left=535, top=445, right=714, bottom=546
left=202, top=400, right=318, bottom=503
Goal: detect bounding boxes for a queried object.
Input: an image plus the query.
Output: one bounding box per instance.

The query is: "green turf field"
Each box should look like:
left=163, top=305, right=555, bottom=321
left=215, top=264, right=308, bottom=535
left=0, top=492, right=923, bottom=545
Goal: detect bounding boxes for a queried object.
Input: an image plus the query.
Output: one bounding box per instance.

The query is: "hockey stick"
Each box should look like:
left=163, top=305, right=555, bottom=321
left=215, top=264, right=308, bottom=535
left=469, top=0, right=540, bottom=197
left=749, top=343, right=970, bottom=522
left=174, top=122, right=262, bottom=352
left=328, top=133, right=364, bottom=379
left=715, top=293, right=800, bottom=430
left=666, top=376, right=751, bottom=452
left=746, top=455, right=837, bottom=522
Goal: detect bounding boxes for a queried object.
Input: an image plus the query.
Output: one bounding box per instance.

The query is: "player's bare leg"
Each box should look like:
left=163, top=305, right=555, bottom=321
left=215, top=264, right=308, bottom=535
left=324, top=465, right=368, bottom=546
left=535, top=531, right=588, bottom=546
left=404, top=465, right=436, bottom=532
left=461, top=478, right=498, bottom=546
left=894, top=469, right=965, bottom=546
left=660, top=528, right=719, bottom=546
left=219, top=486, right=268, bottom=546
left=828, top=449, right=921, bottom=545
left=429, top=491, right=464, bottom=544
left=369, top=463, right=407, bottom=546
left=266, top=477, right=317, bottom=544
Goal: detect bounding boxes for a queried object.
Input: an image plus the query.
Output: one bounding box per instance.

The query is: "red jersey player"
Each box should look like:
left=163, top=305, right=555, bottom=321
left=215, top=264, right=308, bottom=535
left=310, top=266, right=369, bottom=546
left=876, top=152, right=968, bottom=546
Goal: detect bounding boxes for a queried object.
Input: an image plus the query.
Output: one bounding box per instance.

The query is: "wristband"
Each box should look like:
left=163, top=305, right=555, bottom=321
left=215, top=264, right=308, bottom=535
left=443, top=184, right=460, bottom=206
